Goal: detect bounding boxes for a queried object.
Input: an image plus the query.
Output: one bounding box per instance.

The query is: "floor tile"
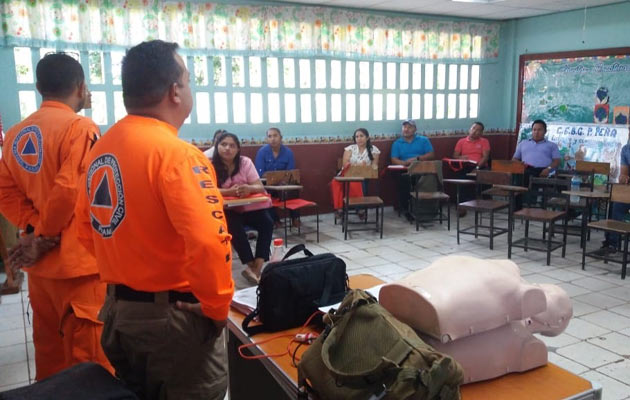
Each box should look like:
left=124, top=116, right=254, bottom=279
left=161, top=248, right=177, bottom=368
left=0, top=329, right=27, bottom=348
left=573, top=292, right=626, bottom=309
left=580, top=310, right=630, bottom=331
left=0, top=315, right=24, bottom=333
left=605, top=286, right=630, bottom=302
left=557, top=282, right=591, bottom=297
left=609, top=304, right=630, bottom=319
left=572, top=276, right=619, bottom=291
left=535, top=332, right=581, bottom=349
left=564, top=318, right=610, bottom=340
left=580, top=370, right=630, bottom=400
left=571, top=300, right=602, bottom=317
left=0, top=362, right=29, bottom=387
left=0, top=344, right=28, bottom=366
left=542, top=269, right=588, bottom=282
left=597, top=359, right=630, bottom=386
left=547, top=352, right=589, bottom=375
left=557, top=341, right=622, bottom=368
left=588, top=333, right=630, bottom=356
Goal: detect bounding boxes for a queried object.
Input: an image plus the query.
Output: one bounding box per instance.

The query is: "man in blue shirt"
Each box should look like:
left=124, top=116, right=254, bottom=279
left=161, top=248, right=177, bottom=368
left=391, top=120, right=434, bottom=221
left=512, top=119, right=561, bottom=208
left=255, top=127, right=298, bottom=226
left=602, top=144, right=630, bottom=252
left=255, top=127, right=295, bottom=176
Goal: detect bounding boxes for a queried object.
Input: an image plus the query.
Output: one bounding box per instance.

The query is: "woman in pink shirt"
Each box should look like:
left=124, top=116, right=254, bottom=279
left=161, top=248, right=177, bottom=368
left=213, top=132, right=273, bottom=284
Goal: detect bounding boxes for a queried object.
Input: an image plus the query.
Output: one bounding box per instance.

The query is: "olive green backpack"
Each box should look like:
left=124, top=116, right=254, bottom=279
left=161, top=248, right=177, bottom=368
left=297, top=289, right=463, bottom=400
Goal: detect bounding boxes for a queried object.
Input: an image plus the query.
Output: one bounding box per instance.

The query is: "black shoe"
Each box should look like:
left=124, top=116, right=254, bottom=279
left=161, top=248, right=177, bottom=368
left=404, top=211, right=414, bottom=223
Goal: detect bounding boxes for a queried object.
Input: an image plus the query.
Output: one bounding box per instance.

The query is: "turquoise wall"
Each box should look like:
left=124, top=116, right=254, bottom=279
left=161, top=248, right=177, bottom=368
left=505, top=1, right=630, bottom=128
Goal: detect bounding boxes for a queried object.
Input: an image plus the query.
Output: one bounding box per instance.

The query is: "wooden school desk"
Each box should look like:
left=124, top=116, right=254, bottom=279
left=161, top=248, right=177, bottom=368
left=227, top=274, right=601, bottom=400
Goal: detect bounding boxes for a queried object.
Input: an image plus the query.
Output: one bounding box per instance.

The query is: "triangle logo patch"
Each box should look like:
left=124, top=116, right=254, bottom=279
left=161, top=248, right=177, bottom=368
left=92, top=172, right=113, bottom=208
left=21, top=137, right=37, bottom=155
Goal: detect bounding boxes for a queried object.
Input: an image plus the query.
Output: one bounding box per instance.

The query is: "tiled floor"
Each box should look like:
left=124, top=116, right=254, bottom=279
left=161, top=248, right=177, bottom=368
left=2, top=208, right=630, bottom=399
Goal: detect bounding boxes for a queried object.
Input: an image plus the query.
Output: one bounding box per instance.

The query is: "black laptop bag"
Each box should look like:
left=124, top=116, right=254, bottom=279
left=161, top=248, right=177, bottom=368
left=242, top=244, right=348, bottom=335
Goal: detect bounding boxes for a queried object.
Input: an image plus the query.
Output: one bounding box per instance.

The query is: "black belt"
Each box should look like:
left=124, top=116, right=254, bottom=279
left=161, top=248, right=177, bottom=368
left=109, top=284, right=199, bottom=304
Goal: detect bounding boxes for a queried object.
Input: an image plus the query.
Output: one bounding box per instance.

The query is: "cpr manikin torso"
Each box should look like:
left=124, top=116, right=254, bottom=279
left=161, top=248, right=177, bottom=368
left=379, top=256, right=572, bottom=383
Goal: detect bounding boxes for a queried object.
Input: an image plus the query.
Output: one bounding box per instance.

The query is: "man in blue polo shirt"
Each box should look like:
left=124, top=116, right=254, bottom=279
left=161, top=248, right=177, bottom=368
left=255, top=127, right=298, bottom=226
left=391, top=119, right=434, bottom=221
left=255, top=127, right=295, bottom=176
left=512, top=119, right=560, bottom=208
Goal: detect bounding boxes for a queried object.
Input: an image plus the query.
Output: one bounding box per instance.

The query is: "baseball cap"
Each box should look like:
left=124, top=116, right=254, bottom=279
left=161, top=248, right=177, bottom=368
left=402, top=119, right=416, bottom=128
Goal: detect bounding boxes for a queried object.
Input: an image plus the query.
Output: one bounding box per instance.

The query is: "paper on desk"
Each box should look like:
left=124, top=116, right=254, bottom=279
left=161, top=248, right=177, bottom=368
left=231, top=286, right=257, bottom=315
left=318, top=284, right=386, bottom=314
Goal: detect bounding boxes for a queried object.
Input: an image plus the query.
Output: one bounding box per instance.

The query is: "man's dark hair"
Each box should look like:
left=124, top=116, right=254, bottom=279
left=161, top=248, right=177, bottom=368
left=267, top=127, right=282, bottom=137
left=532, top=119, right=547, bottom=132
left=36, top=53, right=84, bottom=98
left=122, top=40, right=184, bottom=109
left=473, top=121, right=485, bottom=131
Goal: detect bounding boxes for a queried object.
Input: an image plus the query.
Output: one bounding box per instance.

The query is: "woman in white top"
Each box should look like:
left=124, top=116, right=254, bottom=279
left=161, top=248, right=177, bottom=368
left=339, top=128, right=380, bottom=216
left=342, top=128, right=380, bottom=168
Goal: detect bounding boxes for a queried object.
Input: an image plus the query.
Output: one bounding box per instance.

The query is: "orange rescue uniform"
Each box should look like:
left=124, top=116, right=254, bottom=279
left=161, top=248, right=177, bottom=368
left=0, top=101, right=112, bottom=379
left=75, top=115, right=234, bottom=320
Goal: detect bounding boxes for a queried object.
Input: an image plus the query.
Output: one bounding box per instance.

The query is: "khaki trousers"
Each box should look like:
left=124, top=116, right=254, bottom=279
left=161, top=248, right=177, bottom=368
left=99, top=293, right=227, bottom=400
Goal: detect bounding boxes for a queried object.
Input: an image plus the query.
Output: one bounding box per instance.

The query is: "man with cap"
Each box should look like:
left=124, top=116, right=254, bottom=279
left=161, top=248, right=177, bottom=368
left=391, top=119, right=434, bottom=221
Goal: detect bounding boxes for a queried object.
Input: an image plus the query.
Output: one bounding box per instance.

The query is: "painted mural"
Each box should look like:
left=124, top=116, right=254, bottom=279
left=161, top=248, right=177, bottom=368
left=521, top=55, right=630, bottom=126
left=519, top=53, right=630, bottom=182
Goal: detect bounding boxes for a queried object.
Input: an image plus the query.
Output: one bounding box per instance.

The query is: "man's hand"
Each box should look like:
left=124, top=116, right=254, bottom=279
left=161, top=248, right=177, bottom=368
left=539, top=168, right=550, bottom=177
left=7, top=234, right=60, bottom=274
left=175, top=301, right=227, bottom=331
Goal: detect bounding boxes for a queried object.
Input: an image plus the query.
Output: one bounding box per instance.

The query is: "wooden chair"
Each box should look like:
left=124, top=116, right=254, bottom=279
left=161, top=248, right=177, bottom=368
left=577, top=160, right=611, bottom=218
left=339, top=165, right=384, bottom=240
left=457, top=170, right=511, bottom=250
left=547, top=167, right=594, bottom=247
left=492, top=160, right=526, bottom=174
left=491, top=160, right=526, bottom=193
left=263, top=169, right=319, bottom=244
left=508, top=177, right=569, bottom=265
left=408, top=161, right=450, bottom=231
left=582, top=184, right=630, bottom=279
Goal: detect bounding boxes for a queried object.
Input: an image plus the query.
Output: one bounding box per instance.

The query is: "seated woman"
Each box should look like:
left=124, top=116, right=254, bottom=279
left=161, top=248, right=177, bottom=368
left=333, top=129, right=380, bottom=216
left=342, top=128, right=381, bottom=192
left=212, top=132, right=274, bottom=285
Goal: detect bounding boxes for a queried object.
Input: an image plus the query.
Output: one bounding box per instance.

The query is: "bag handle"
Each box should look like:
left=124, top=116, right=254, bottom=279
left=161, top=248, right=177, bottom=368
left=282, top=244, right=314, bottom=261
left=242, top=308, right=265, bottom=336
left=442, top=157, right=463, bottom=172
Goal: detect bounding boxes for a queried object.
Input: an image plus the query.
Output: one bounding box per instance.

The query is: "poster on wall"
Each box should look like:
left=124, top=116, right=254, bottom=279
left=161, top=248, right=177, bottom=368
left=521, top=53, right=630, bottom=125
left=518, top=122, right=629, bottom=182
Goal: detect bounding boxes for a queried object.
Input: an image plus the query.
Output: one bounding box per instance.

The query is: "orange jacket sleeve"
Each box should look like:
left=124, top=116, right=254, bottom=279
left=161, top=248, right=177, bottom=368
left=74, top=169, right=96, bottom=256
left=0, top=157, right=40, bottom=229
left=159, top=149, right=234, bottom=320
left=34, top=120, right=99, bottom=237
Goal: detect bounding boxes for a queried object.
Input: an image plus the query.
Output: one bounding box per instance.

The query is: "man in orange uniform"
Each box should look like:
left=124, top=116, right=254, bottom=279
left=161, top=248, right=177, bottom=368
left=75, top=40, right=234, bottom=399
left=0, top=53, right=111, bottom=380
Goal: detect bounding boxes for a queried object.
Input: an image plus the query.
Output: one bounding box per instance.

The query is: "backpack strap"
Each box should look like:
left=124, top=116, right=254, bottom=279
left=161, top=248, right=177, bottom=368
left=282, top=244, right=314, bottom=261
left=320, top=291, right=414, bottom=384
left=242, top=308, right=265, bottom=336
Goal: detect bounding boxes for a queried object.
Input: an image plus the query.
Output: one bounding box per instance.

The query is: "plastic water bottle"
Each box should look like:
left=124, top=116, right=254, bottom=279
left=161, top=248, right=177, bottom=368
left=269, top=238, right=284, bottom=263
left=570, top=175, right=581, bottom=203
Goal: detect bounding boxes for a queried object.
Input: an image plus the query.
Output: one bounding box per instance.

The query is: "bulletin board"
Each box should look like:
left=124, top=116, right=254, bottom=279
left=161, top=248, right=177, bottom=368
left=516, top=47, right=630, bottom=180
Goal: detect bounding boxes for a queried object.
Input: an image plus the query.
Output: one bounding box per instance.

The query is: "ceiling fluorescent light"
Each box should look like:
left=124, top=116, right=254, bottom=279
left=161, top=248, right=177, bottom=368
left=452, top=0, right=505, bottom=3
